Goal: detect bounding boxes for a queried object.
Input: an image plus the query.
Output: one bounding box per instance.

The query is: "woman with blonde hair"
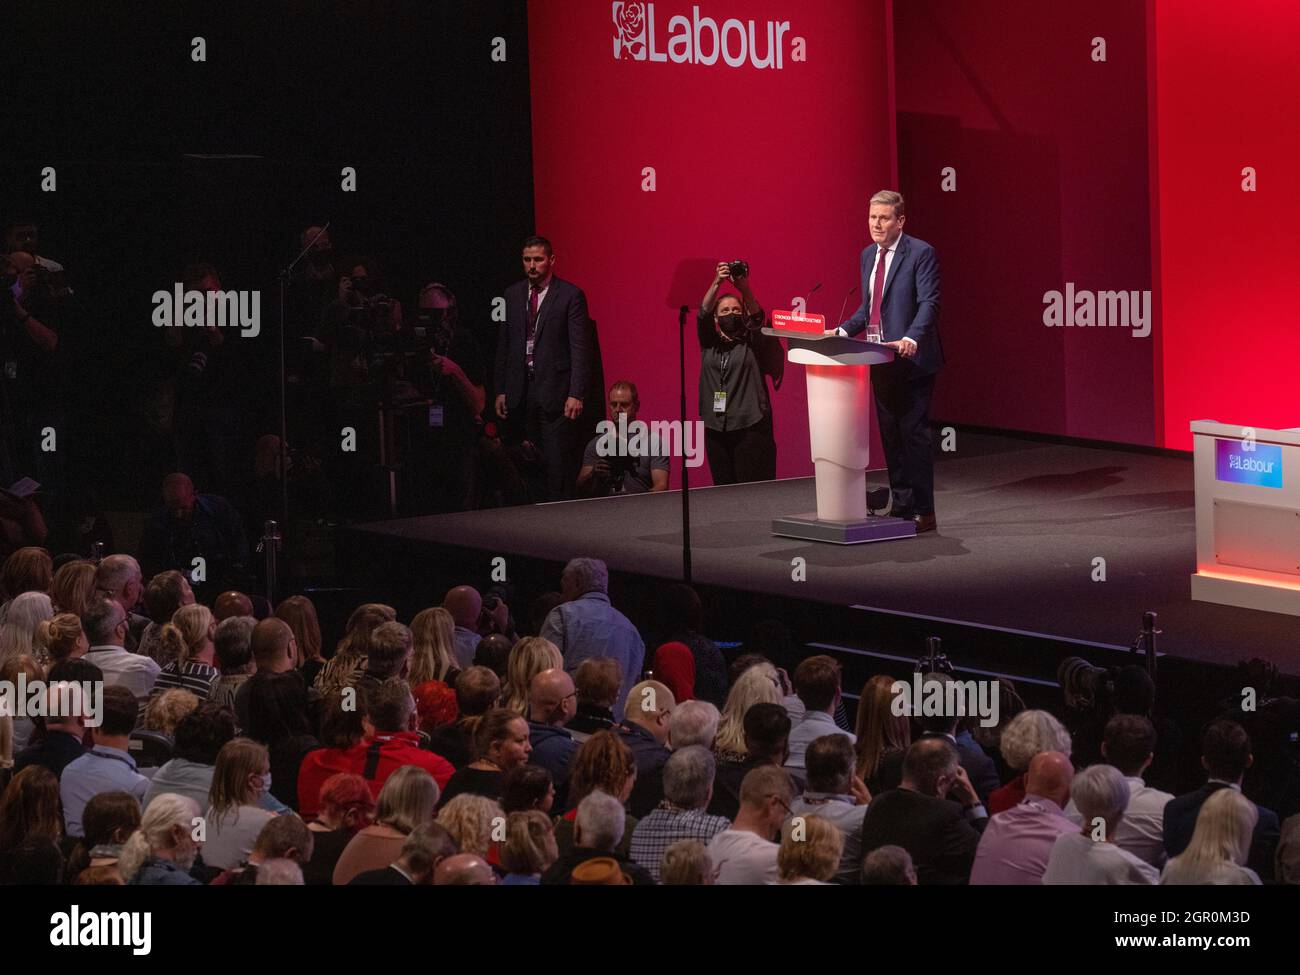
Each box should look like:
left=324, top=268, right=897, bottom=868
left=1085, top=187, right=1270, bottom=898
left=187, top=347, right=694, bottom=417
left=34, top=612, right=88, bottom=666
left=0, top=590, right=54, bottom=668
left=51, top=559, right=96, bottom=617
left=437, top=793, right=506, bottom=858
left=143, top=688, right=200, bottom=737
left=714, top=661, right=782, bottom=759
left=410, top=606, right=459, bottom=685
left=988, top=709, right=1073, bottom=813
left=1, top=653, right=45, bottom=765
left=314, top=602, right=396, bottom=695
left=332, top=765, right=439, bottom=884
left=502, top=636, right=563, bottom=715
left=152, top=603, right=218, bottom=700
left=1161, top=788, right=1262, bottom=885
left=276, top=595, right=324, bottom=688
left=0, top=546, right=53, bottom=610
left=500, top=809, right=559, bottom=884
left=854, top=674, right=911, bottom=791
left=776, top=815, right=844, bottom=885
left=201, top=738, right=276, bottom=870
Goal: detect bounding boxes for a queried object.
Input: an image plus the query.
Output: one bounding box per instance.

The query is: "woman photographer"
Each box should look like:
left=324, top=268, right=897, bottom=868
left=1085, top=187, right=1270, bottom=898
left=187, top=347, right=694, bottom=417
left=698, top=261, right=783, bottom=484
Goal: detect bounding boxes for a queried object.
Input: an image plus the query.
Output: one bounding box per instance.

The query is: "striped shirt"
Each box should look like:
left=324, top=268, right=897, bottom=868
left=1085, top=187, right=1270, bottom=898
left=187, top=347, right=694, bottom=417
left=152, top=660, right=219, bottom=700
left=629, top=803, right=731, bottom=882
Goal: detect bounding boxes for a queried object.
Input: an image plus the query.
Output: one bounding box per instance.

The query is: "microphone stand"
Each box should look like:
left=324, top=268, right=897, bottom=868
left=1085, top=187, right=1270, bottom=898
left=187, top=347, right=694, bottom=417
left=678, top=304, right=692, bottom=583
left=275, top=221, right=330, bottom=599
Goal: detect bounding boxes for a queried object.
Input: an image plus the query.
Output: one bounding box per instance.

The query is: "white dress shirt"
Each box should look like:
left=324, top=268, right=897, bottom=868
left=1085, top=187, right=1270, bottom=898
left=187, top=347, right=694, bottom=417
left=85, top=644, right=161, bottom=703
left=836, top=235, right=914, bottom=351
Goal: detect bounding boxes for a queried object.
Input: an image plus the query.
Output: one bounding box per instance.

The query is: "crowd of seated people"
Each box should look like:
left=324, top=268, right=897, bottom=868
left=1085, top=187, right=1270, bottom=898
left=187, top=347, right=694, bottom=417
left=3, top=544, right=1300, bottom=887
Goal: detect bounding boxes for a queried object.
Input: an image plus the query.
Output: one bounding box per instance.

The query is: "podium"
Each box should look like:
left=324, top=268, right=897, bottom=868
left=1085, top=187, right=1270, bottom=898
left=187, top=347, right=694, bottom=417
left=764, top=327, right=917, bottom=544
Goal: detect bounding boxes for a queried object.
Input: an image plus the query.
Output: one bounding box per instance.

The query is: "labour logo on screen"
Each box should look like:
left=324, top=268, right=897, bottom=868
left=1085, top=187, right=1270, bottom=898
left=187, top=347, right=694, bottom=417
left=612, top=3, right=805, bottom=69
left=1215, top=438, right=1283, bottom=489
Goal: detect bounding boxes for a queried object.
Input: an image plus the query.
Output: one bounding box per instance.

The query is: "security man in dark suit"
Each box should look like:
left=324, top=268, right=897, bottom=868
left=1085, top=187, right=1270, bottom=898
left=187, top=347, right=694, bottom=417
left=494, top=235, right=594, bottom=500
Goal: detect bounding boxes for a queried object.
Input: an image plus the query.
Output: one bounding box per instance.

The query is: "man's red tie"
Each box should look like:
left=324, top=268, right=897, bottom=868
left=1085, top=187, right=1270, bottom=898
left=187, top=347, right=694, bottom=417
left=869, top=247, right=888, bottom=327
left=526, top=285, right=540, bottom=374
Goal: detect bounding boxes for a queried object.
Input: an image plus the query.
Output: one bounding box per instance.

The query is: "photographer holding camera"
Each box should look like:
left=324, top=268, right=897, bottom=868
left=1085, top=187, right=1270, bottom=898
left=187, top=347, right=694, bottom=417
left=576, top=380, right=669, bottom=497
left=698, top=261, right=783, bottom=484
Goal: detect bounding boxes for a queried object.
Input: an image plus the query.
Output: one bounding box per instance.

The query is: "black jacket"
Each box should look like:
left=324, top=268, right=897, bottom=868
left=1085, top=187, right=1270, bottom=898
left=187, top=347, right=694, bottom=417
left=495, top=276, right=593, bottom=414
left=1163, top=782, right=1280, bottom=880
left=860, top=787, right=986, bottom=885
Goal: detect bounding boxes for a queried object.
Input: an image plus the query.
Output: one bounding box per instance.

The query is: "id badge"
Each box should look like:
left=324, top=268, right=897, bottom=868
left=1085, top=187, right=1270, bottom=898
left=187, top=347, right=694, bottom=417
left=428, top=405, right=445, bottom=428
left=713, top=390, right=727, bottom=413
left=525, top=338, right=535, bottom=356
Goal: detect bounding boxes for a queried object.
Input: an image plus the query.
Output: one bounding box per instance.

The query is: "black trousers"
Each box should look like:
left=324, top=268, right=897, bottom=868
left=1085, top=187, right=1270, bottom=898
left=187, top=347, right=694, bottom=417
left=871, top=361, right=938, bottom=516
left=524, top=384, right=580, bottom=500
left=705, top=412, right=776, bottom=485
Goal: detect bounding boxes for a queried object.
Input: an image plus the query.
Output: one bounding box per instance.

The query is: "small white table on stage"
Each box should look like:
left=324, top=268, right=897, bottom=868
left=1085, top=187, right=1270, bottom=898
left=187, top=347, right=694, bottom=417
left=764, top=327, right=916, bottom=544
left=1190, top=419, right=1300, bottom=616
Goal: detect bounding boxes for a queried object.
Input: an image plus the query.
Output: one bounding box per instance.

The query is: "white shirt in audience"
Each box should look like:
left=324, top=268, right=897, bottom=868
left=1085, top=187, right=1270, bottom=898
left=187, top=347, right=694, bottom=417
left=1065, top=775, right=1173, bottom=867
left=708, top=829, right=780, bottom=885
left=1043, top=832, right=1159, bottom=885
left=85, top=645, right=161, bottom=704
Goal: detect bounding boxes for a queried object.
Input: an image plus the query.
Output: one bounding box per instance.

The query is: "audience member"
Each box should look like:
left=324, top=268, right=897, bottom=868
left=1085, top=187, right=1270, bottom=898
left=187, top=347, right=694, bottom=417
left=436, top=793, right=503, bottom=859
left=349, top=821, right=459, bottom=885
left=785, top=655, right=855, bottom=771
left=118, top=793, right=204, bottom=886
left=669, top=699, right=720, bottom=751
left=1161, top=788, right=1262, bottom=885
left=630, top=746, right=729, bottom=882
left=443, top=585, right=483, bottom=669
left=201, top=738, right=278, bottom=870
left=0, top=765, right=64, bottom=883
left=708, top=765, right=794, bottom=885
left=60, top=685, right=149, bottom=837
left=503, top=636, right=564, bottom=715
left=34, top=612, right=88, bottom=667
left=426, top=666, right=500, bottom=769
left=859, top=738, right=986, bottom=885
left=434, top=853, right=496, bottom=885
left=51, top=559, right=97, bottom=620
left=1162, top=719, right=1280, bottom=879
left=854, top=674, right=911, bottom=794
left=246, top=671, right=321, bottom=809
left=233, top=617, right=299, bottom=729
left=346, top=677, right=454, bottom=799
left=1, top=590, right=53, bottom=668
left=861, top=845, right=918, bottom=885
left=501, top=809, right=559, bottom=884
left=988, top=709, right=1073, bottom=813
left=568, top=656, right=621, bottom=742
left=714, top=661, right=783, bottom=764
left=12, top=660, right=100, bottom=778
left=439, top=708, right=532, bottom=804
left=314, top=602, right=396, bottom=695
left=542, top=790, right=655, bottom=885
left=659, top=839, right=713, bottom=885
left=303, top=772, right=375, bottom=885
left=789, top=734, right=870, bottom=884
left=473, top=633, right=513, bottom=680
left=138, top=570, right=195, bottom=664
left=93, top=555, right=149, bottom=652
left=1043, top=764, right=1158, bottom=884
left=82, top=597, right=160, bottom=704
left=62, top=790, right=141, bottom=883
left=540, top=558, right=645, bottom=720
left=214, top=591, right=254, bottom=621
left=970, top=750, right=1075, bottom=885
left=526, top=668, right=580, bottom=796
left=656, top=583, right=729, bottom=707
left=276, top=595, right=325, bottom=689
left=555, top=731, right=639, bottom=856
left=500, top=764, right=556, bottom=814
left=776, top=814, right=844, bottom=885
left=208, top=615, right=256, bottom=716
left=143, top=688, right=199, bottom=738
left=652, top=641, right=695, bottom=703
left=709, top=701, right=794, bottom=821
left=333, top=765, right=439, bottom=885
left=215, top=813, right=314, bottom=885
left=152, top=603, right=219, bottom=700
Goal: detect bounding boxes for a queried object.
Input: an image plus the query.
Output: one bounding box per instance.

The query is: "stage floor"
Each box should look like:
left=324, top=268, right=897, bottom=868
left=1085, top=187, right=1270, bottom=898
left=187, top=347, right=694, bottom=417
left=353, top=432, right=1300, bottom=675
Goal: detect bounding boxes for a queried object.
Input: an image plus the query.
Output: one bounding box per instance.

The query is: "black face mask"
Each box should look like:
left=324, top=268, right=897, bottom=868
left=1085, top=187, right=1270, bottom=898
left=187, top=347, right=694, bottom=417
left=718, top=313, right=745, bottom=337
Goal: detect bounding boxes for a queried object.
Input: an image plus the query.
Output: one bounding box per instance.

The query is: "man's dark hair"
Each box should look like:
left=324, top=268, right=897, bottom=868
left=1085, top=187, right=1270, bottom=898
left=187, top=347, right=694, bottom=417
left=99, top=685, right=140, bottom=737
left=1202, top=719, right=1252, bottom=781
left=48, top=658, right=104, bottom=685
left=1102, top=714, right=1157, bottom=776
left=793, top=655, right=841, bottom=713
left=473, top=634, right=512, bottom=679
left=173, top=704, right=237, bottom=764
left=742, top=702, right=791, bottom=761
left=917, top=673, right=960, bottom=735
left=363, top=677, right=414, bottom=733
left=804, top=734, right=855, bottom=793
left=902, top=738, right=959, bottom=796
left=455, top=666, right=500, bottom=717
left=365, top=622, right=412, bottom=680
left=252, top=813, right=313, bottom=863
left=522, top=235, right=553, bottom=256
left=500, top=764, right=554, bottom=814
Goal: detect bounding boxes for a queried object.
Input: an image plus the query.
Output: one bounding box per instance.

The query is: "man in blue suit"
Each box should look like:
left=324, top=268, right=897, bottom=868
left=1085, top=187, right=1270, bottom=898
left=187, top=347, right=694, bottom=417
left=832, top=191, right=943, bottom=531
left=494, top=235, right=595, bottom=500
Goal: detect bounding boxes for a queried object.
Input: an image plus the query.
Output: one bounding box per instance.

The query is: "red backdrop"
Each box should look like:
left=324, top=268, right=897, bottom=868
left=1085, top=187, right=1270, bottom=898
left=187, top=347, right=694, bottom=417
left=527, top=0, right=895, bottom=483
left=1151, top=0, right=1300, bottom=450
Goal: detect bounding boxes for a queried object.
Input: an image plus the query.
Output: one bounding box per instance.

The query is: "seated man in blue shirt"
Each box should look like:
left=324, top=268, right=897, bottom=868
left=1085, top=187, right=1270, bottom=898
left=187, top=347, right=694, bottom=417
left=576, top=381, right=670, bottom=497
left=785, top=655, right=856, bottom=771
left=60, top=684, right=150, bottom=837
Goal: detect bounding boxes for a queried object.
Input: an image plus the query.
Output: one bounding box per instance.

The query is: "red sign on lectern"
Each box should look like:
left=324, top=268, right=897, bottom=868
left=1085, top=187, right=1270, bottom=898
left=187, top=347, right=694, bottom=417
left=771, top=310, right=826, bottom=334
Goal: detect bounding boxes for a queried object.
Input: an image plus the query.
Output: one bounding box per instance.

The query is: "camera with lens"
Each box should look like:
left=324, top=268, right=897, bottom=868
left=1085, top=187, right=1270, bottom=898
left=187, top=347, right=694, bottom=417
left=726, top=259, right=749, bottom=280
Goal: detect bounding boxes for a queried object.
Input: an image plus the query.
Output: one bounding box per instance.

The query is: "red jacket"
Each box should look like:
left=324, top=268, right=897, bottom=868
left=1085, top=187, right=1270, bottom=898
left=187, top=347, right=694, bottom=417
left=297, top=734, right=455, bottom=820
left=297, top=747, right=354, bottom=820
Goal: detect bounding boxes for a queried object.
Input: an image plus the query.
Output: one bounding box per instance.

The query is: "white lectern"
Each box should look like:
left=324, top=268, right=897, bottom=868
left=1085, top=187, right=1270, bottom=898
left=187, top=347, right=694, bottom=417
left=1190, top=419, right=1300, bottom=615
left=764, top=328, right=917, bottom=544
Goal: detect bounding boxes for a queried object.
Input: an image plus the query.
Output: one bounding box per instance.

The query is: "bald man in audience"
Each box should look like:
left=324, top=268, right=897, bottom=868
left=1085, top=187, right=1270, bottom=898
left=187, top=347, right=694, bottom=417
left=443, top=585, right=482, bottom=669
left=215, top=590, right=255, bottom=620
left=234, top=617, right=300, bottom=730
left=619, top=679, right=675, bottom=818
left=970, top=751, right=1075, bottom=885
left=527, top=668, right=580, bottom=802
left=434, top=853, right=497, bottom=885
